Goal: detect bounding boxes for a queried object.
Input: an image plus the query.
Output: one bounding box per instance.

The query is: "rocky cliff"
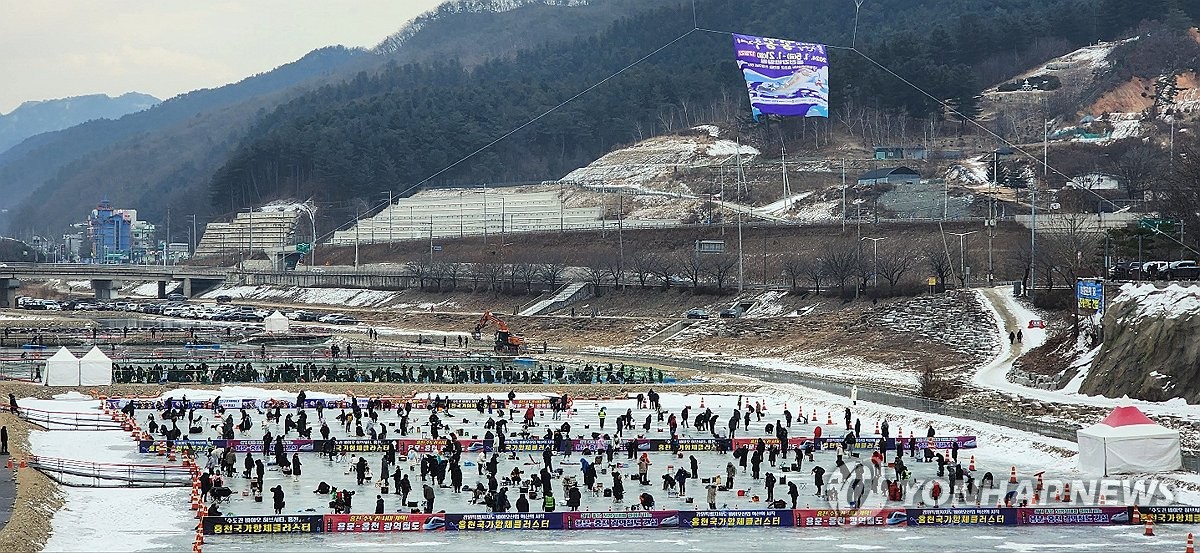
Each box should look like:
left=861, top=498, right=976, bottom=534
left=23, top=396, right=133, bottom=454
left=1081, top=283, right=1200, bottom=402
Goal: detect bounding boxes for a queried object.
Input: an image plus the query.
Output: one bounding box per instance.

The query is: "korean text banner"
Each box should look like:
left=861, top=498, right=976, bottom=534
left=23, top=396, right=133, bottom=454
left=734, top=34, right=829, bottom=118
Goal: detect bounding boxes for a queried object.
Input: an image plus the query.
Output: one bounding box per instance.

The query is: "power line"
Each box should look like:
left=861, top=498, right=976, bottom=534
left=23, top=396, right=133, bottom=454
left=318, top=27, right=700, bottom=244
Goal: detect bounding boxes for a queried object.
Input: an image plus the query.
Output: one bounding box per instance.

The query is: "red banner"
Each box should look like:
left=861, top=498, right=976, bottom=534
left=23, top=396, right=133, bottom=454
left=794, top=508, right=907, bottom=527
left=323, top=513, right=443, bottom=533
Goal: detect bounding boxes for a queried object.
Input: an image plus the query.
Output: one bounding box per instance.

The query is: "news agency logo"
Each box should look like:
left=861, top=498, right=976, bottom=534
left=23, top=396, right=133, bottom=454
left=821, top=462, right=1175, bottom=508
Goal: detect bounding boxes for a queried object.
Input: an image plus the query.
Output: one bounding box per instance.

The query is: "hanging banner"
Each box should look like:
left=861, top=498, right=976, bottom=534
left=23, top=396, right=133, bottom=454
left=324, top=513, right=444, bottom=532
left=1016, top=507, right=1130, bottom=525
left=446, top=512, right=562, bottom=531
left=681, top=509, right=794, bottom=528
left=794, top=508, right=907, bottom=527
left=562, top=510, right=681, bottom=529
left=734, top=34, right=829, bottom=118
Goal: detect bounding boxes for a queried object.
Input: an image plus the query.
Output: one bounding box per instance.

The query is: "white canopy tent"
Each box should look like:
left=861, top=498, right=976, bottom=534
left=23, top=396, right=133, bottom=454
left=264, top=311, right=290, bottom=333
left=44, top=347, right=79, bottom=386
left=1077, top=406, right=1181, bottom=476
left=78, top=346, right=113, bottom=386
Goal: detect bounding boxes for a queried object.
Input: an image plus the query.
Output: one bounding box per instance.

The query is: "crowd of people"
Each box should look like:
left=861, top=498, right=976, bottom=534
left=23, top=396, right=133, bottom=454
left=137, top=389, right=978, bottom=518
left=110, top=361, right=668, bottom=385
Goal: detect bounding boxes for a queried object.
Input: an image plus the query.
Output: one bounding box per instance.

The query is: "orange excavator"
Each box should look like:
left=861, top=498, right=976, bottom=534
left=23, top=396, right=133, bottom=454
left=472, top=310, right=527, bottom=356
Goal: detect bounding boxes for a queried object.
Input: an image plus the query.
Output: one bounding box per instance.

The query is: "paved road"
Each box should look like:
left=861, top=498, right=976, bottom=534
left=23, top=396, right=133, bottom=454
left=0, top=455, right=13, bottom=531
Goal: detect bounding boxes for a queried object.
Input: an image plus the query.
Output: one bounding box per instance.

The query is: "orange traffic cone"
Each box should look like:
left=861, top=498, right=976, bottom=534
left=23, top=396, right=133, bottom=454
left=1063, top=482, right=1071, bottom=503
left=1144, top=517, right=1154, bottom=536
left=1132, top=505, right=1141, bottom=524
left=1008, top=466, right=1017, bottom=484
left=812, top=409, right=817, bottom=423
left=1032, top=491, right=1040, bottom=504
left=826, top=413, right=833, bottom=425
left=874, top=421, right=880, bottom=435
left=968, top=455, right=975, bottom=471
left=18, top=458, right=26, bottom=469
left=1099, top=493, right=1106, bottom=505
left=700, top=397, right=704, bottom=409
left=1036, top=474, right=1044, bottom=491
left=1186, top=532, right=1194, bottom=553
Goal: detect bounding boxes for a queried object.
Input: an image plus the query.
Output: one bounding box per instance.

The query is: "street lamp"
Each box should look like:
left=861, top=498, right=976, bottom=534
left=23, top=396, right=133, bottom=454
left=381, top=191, right=394, bottom=243
left=947, top=231, right=978, bottom=287
left=861, top=237, right=885, bottom=288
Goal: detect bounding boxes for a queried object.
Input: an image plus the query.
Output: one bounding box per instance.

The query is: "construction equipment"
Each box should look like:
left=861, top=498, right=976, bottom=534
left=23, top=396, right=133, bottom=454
left=472, top=311, right=527, bottom=356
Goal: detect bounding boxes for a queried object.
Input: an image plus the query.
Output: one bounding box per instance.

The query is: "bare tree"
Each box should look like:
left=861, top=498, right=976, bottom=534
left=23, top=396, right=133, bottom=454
left=820, top=242, right=860, bottom=294
left=876, top=245, right=915, bottom=290
left=539, top=261, right=567, bottom=287
left=630, top=251, right=656, bottom=288
left=676, top=252, right=706, bottom=290
left=1110, top=143, right=1163, bottom=201
left=584, top=264, right=609, bottom=288
left=440, top=261, right=462, bottom=291
left=707, top=254, right=739, bottom=290
left=475, top=261, right=504, bottom=292
left=924, top=243, right=953, bottom=291
left=406, top=260, right=429, bottom=289
left=780, top=255, right=809, bottom=290
left=652, top=255, right=678, bottom=289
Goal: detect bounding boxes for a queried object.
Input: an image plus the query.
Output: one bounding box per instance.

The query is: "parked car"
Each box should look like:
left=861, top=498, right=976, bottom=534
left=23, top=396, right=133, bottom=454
left=320, top=314, right=359, bottom=325
left=215, top=295, right=233, bottom=303
left=1141, top=261, right=1170, bottom=280
left=167, top=293, right=188, bottom=302
left=719, top=307, right=744, bottom=318
left=1167, top=260, right=1200, bottom=280
left=685, top=308, right=709, bottom=320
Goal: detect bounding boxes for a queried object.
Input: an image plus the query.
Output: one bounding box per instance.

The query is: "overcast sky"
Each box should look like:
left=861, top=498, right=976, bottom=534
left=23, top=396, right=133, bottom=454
left=0, top=0, right=444, bottom=114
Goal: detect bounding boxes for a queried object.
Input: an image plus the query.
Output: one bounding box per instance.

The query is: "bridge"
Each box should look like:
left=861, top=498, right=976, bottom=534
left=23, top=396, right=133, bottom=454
left=0, top=263, right=230, bottom=307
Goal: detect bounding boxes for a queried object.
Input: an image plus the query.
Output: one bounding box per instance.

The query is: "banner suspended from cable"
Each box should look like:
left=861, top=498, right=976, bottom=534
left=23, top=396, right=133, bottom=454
left=734, top=34, right=829, bottom=120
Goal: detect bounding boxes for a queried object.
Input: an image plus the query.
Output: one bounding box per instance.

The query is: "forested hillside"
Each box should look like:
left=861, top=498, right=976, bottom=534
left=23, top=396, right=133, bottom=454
left=204, top=0, right=1189, bottom=233
left=2, top=0, right=664, bottom=239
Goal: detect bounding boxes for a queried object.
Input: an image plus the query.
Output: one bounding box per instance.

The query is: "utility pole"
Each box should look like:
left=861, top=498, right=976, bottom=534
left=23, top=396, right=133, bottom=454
left=429, top=214, right=434, bottom=266
left=386, top=190, right=394, bottom=243
left=190, top=214, right=197, bottom=256
left=735, top=138, right=745, bottom=291
left=165, top=206, right=171, bottom=267
left=841, top=158, right=847, bottom=233
left=948, top=231, right=978, bottom=287
left=862, top=237, right=885, bottom=288
left=617, top=192, right=624, bottom=289
left=354, top=206, right=360, bottom=272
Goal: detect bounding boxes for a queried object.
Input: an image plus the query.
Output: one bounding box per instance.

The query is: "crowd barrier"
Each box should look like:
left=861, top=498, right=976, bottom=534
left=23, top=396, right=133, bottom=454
left=140, top=435, right=978, bottom=455
left=202, top=505, right=1188, bottom=535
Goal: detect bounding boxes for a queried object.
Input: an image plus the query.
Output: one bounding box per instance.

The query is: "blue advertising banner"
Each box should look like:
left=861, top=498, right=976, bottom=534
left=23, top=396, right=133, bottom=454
left=681, top=509, right=794, bottom=528
left=734, top=34, right=829, bottom=118
left=202, top=515, right=323, bottom=535
left=907, top=508, right=1017, bottom=526
left=1076, top=279, right=1103, bottom=312
left=446, top=512, right=563, bottom=531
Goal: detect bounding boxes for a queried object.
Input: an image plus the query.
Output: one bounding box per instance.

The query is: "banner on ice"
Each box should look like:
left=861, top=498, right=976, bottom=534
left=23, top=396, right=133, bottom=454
left=733, top=33, right=829, bottom=119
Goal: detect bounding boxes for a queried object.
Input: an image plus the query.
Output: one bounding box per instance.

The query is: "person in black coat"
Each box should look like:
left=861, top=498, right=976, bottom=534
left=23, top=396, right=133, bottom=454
left=355, top=456, right=369, bottom=485
left=271, top=485, right=285, bottom=514
left=401, top=474, right=412, bottom=505
left=516, top=493, right=530, bottom=512
left=423, top=484, right=435, bottom=514
left=375, top=495, right=385, bottom=514
left=292, top=453, right=302, bottom=477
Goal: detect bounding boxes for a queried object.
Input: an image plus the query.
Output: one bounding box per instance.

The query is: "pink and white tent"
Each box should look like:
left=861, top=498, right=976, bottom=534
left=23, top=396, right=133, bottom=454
left=1077, top=406, right=1181, bottom=475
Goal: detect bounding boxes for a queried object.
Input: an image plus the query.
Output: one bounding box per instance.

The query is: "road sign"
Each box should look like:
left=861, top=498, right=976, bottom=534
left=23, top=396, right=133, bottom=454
left=432, top=245, right=443, bottom=252
left=1076, top=278, right=1103, bottom=313
left=927, top=277, right=937, bottom=286
left=295, top=243, right=312, bottom=254
left=1138, top=218, right=1179, bottom=232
